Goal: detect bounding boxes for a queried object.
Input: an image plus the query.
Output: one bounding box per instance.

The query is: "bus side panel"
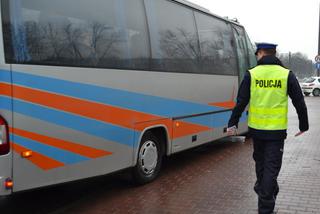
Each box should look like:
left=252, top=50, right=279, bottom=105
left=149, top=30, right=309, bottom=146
left=10, top=65, right=135, bottom=192
left=172, top=109, right=248, bottom=154
left=171, top=75, right=245, bottom=153
left=8, top=64, right=244, bottom=192
left=0, top=4, right=13, bottom=195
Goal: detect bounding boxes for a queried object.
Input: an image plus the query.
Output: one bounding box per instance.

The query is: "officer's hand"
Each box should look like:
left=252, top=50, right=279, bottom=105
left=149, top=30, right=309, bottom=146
left=227, top=126, right=237, bottom=136
left=294, top=131, right=305, bottom=137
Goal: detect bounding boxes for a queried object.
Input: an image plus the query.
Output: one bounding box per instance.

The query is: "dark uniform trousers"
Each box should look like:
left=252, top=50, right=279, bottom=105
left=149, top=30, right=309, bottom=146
left=252, top=139, right=284, bottom=214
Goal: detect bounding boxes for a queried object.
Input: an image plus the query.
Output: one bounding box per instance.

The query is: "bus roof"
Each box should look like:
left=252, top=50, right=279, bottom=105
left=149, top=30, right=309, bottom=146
left=173, top=0, right=243, bottom=27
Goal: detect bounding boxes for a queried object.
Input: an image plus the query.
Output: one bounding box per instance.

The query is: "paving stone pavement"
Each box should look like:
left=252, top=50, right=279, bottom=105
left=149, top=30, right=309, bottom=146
left=1, top=97, right=319, bottom=214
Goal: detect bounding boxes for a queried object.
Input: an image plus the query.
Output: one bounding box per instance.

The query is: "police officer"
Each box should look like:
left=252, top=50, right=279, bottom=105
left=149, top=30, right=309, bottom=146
left=227, top=43, right=309, bottom=214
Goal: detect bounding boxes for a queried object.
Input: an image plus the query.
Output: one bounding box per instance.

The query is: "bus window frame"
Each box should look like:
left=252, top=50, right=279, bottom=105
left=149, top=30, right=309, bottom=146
left=1, top=0, right=250, bottom=77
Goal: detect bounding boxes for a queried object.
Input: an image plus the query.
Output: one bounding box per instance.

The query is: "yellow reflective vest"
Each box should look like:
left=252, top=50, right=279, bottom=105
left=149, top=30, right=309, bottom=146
left=248, top=65, right=290, bottom=130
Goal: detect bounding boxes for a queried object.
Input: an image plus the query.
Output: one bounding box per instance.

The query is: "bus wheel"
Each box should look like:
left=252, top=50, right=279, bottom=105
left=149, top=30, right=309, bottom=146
left=312, top=88, right=320, bottom=96
left=132, top=131, right=163, bottom=185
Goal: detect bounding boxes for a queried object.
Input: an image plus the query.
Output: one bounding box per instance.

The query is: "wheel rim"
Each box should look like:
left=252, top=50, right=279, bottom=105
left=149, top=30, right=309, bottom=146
left=138, top=140, right=158, bottom=175
left=314, top=89, right=320, bottom=96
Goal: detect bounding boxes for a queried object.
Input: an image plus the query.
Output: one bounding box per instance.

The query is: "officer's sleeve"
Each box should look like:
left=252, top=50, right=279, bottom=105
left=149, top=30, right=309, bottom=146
left=228, top=71, right=250, bottom=128
left=288, top=71, right=309, bottom=132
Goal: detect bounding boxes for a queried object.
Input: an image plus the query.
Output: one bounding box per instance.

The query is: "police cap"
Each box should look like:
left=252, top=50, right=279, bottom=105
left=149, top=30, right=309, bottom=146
left=255, top=43, right=278, bottom=55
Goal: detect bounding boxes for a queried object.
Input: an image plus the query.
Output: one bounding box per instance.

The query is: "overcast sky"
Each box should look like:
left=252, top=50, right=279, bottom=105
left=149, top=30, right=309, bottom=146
left=190, top=0, right=319, bottom=60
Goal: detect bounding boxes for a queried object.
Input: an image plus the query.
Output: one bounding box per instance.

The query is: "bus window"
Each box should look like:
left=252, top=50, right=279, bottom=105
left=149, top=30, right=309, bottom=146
left=232, top=26, right=249, bottom=81
left=2, top=0, right=150, bottom=70
left=245, top=32, right=257, bottom=68
left=145, top=0, right=200, bottom=73
left=195, top=12, right=238, bottom=76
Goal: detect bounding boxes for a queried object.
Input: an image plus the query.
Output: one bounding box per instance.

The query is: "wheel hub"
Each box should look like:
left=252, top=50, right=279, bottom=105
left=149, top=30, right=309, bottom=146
left=139, top=140, right=158, bottom=175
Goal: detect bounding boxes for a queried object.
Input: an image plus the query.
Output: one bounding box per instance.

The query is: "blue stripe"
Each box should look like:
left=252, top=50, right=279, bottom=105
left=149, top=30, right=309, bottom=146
left=0, top=95, right=12, bottom=110
left=5, top=70, right=222, bottom=117
left=0, top=96, right=137, bottom=147
left=239, top=113, right=248, bottom=123
left=0, top=70, right=12, bottom=83
left=183, top=114, right=213, bottom=127
left=12, top=134, right=89, bottom=164
left=212, top=112, right=231, bottom=127
left=183, top=111, right=248, bottom=128
left=1, top=70, right=247, bottom=131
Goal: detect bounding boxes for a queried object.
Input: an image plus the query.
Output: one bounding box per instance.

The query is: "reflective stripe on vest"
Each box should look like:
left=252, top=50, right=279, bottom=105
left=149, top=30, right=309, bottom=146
left=248, top=65, right=289, bottom=130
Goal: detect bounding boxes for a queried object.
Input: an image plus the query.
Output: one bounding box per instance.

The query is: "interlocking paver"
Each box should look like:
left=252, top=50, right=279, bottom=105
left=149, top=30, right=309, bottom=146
left=1, top=97, right=319, bottom=214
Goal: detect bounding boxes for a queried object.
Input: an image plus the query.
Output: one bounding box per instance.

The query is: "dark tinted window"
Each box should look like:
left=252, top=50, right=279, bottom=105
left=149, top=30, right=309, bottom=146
left=2, top=0, right=150, bottom=70
left=195, top=12, right=237, bottom=75
left=145, top=0, right=200, bottom=73
left=245, top=32, right=257, bottom=68
left=233, top=26, right=249, bottom=80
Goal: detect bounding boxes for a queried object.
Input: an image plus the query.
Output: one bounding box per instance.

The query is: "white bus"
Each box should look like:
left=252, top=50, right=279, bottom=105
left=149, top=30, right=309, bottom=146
left=0, top=0, right=256, bottom=195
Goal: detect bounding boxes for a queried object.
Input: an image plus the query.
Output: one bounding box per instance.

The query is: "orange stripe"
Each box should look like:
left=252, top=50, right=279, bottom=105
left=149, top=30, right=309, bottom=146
left=135, top=119, right=211, bottom=139
left=0, top=82, right=12, bottom=96
left=11, top=127, right=112, bottom=158
left=0, top=83, right=212, bottom=140
left=0, top=82, right=162, bottom=130
left=209, top=101, right=236, bottom=109
left=172, top=121, right=211, bottom=138
left=13, top=143, right=64, bottom=170
left=209, top=84, right=237, bottom=109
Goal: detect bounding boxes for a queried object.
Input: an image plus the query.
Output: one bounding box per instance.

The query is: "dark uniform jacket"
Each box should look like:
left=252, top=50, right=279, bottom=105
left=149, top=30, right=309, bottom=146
left=228, top=55, right=309, bottom=140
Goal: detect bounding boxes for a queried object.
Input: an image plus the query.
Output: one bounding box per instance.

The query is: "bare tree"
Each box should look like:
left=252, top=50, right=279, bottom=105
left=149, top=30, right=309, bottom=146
left=279, top=52, right=315, bottom=79
left=45, top=23, right=65, bottom=60
left=160, top=28, right=200, bottom=60
left=87, top=22, right=122, bottom=66
left=159, top=28, right=201, bottom=72
left=24, top=21, right=45, bottom=60
left=62, top=23, right=85, bottom=61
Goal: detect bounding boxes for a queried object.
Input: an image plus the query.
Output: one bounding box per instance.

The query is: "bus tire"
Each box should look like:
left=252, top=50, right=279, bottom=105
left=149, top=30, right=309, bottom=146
left=132, top=131, right=163, bottom=185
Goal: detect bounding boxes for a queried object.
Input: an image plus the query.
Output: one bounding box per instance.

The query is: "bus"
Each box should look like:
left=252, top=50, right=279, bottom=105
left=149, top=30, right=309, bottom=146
left=0, top=0, right=256, bottom=195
